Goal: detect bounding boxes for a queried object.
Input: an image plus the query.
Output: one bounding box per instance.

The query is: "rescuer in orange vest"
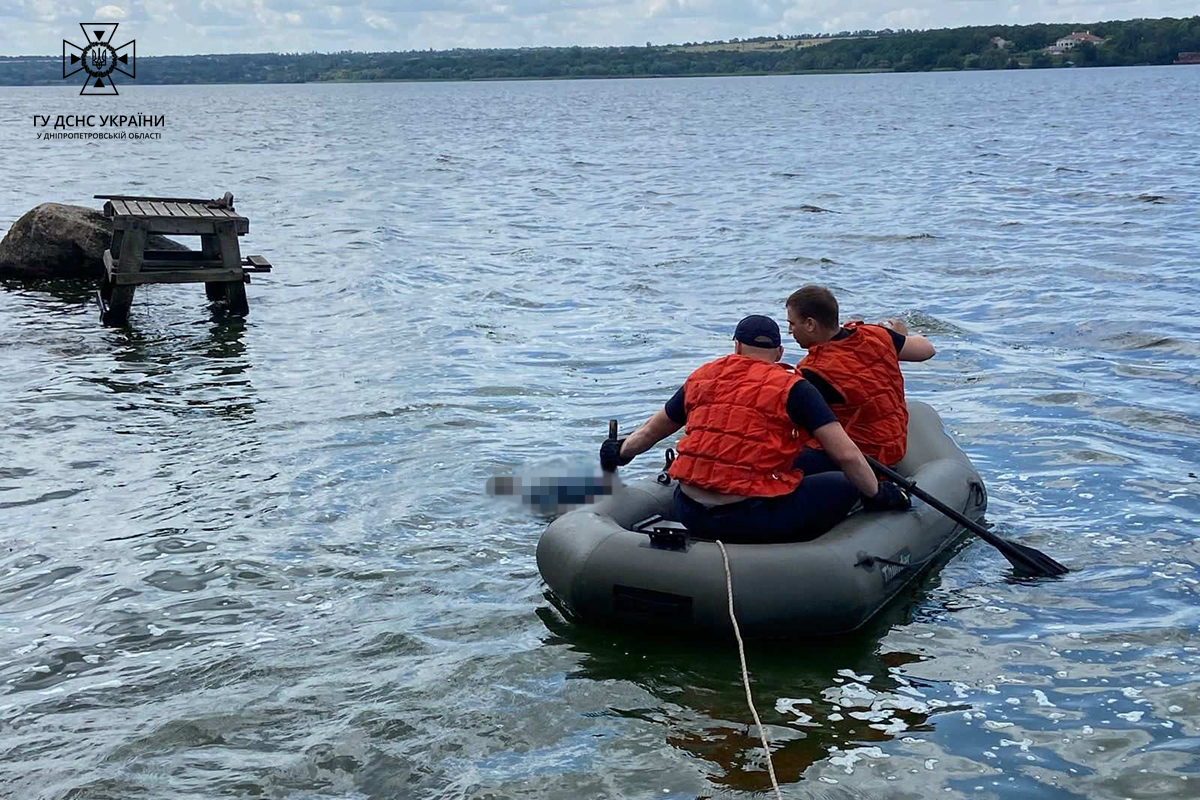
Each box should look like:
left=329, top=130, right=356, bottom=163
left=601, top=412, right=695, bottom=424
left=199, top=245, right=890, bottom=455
left=784, top=285, right=936, bottom=475
left=600, top=315, right=910, bottom=542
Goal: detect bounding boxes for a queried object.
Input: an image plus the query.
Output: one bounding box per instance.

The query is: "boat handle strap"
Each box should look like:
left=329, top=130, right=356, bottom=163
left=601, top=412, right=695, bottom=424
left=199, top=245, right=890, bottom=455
left=855, top=554, right=916, bottom=571
left=657, top=448, right=676, bottom=485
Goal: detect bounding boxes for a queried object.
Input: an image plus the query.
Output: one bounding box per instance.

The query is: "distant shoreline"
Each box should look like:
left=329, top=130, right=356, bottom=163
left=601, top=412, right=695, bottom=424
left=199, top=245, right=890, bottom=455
left=2, top=15, right=1196, bottom=87
left=0, top=68, right=892, bottom=89
left=5, top=63, right=1194, bottom=90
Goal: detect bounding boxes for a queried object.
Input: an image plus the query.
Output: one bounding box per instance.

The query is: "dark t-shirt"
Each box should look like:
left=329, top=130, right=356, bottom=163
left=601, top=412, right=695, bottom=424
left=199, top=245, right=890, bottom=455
left=664, top=378, right=837, bottom=433
left=801, top=326, right=906, bottom=406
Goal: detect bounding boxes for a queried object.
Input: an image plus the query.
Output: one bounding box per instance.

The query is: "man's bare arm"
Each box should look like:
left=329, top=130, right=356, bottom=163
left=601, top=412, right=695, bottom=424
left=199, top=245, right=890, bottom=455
left=620, top=408, right=683, bottom=460
left=811, top=420, right=880, bottom=497
left=886, top=318, right=936, bottom=362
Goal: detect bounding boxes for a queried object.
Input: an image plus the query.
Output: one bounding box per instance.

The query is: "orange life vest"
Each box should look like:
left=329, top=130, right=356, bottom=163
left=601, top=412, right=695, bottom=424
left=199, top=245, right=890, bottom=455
left=668, top=355, right=806, bottom=497
left=798, top=323, right=908, bottom=465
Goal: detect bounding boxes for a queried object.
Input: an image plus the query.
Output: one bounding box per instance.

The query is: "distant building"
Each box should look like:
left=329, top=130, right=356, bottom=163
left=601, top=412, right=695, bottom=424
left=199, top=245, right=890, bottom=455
left=1175, top=51, right=1200, bottom=64
left=989, top=36, right=1012, bottom=49
left=1051, top=31, right=1104, bottom=51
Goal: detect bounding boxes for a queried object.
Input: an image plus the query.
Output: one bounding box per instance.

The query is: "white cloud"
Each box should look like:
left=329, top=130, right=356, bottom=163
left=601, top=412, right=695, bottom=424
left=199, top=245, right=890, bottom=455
left=879, top=6, right=930, bottom=28
left=26, top=0, right=79, bottom=23
left=645, top=0, right=681, bottom=18
left=364, top=12, right=397, bottom=31
left=95, top=5, right=128, bottom=20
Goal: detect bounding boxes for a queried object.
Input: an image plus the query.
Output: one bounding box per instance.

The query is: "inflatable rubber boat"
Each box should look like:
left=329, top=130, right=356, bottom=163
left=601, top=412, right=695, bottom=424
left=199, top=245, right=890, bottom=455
left=536, top=401, right=987, bottom=636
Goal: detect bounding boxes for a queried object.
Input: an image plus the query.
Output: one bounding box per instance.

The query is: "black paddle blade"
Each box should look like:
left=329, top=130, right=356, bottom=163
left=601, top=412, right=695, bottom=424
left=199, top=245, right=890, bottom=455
left=864, top=455, right=1069, bottom=578
left=1001, top=539, right=1070, bottom=578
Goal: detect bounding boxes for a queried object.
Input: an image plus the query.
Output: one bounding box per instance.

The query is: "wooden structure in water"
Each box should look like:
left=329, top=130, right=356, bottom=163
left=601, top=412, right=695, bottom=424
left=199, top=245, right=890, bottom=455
left=94, top=193, right=273, bottom=326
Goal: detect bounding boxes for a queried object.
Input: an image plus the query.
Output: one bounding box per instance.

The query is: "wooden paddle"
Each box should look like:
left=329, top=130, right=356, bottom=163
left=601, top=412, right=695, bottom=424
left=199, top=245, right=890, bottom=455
left=866, top=455, right=1069, bottom=578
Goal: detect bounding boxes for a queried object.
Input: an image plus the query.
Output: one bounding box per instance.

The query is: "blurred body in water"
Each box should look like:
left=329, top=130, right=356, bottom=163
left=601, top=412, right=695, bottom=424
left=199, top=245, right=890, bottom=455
left=486, top=459, right=622, bottom=516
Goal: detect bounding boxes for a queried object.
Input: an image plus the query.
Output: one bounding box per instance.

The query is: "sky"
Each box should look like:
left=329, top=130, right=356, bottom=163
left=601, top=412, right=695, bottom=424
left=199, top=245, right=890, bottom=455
left=0, top=0, right=1195, bottom=56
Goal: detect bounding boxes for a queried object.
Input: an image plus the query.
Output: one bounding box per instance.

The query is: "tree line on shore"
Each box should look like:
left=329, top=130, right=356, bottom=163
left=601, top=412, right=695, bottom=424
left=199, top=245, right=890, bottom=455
left=1, top=16, right=1196, bottom=85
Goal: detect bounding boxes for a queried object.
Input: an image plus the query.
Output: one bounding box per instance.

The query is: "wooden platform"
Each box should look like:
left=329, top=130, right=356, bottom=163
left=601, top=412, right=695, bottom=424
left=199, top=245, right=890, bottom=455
left=94, top=192, right=272, bottom=326
left=103, top=196, right=250, bottom=235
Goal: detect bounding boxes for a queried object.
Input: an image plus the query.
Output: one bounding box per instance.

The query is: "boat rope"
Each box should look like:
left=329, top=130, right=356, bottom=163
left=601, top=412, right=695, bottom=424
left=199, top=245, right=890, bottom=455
left=715, top=539, right=783, bottom=800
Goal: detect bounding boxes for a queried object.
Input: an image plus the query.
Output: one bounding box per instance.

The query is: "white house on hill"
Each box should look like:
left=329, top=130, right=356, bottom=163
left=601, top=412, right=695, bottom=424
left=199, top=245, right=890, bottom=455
left=1046, top=30, right=1105, bottom=53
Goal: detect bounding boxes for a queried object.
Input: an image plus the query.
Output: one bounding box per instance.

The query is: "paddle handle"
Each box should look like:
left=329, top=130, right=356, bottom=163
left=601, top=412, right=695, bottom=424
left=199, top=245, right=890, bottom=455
left=608, top=419, right=618, bottom=440
left=865, top=455, right=1000, bottom=547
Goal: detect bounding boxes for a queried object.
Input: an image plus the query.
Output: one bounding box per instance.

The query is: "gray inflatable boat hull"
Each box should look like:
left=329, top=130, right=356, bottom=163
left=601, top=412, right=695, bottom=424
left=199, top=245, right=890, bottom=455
left=536, top=401, right=987, bottom=636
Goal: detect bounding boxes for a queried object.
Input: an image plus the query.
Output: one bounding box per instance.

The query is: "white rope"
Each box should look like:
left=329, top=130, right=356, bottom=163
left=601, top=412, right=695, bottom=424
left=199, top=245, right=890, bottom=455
left=716, top=539, right=783, bottom=800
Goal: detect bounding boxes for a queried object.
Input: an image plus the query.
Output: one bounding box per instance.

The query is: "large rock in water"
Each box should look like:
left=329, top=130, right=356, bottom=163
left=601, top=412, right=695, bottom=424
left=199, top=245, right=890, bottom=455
left=0, top=203, right=188, bottom=280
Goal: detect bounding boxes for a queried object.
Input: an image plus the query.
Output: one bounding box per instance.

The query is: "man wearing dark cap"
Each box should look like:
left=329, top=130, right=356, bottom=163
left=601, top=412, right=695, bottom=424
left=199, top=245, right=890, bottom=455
left=600, top=315, right=909, bottom=542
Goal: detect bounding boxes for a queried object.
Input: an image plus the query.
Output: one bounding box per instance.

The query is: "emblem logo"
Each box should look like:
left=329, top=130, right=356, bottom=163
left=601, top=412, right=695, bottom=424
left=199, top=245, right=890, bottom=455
left=63, top=22, right=135, bottom=95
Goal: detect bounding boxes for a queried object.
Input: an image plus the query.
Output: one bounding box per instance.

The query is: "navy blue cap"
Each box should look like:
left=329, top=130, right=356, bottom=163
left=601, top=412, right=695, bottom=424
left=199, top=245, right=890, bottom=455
left=733, top=315, right=781, bottom=348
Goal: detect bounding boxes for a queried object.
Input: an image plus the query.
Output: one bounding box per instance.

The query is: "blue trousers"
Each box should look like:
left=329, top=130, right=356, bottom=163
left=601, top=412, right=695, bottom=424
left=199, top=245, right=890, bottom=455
left=672, top=475, right=860, bottom=543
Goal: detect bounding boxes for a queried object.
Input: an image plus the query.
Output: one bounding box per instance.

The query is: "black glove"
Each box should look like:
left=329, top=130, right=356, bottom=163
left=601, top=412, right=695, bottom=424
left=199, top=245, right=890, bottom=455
left=599, top=438, right=633, bottom=472
left=862, top=481, right=911, bottom=512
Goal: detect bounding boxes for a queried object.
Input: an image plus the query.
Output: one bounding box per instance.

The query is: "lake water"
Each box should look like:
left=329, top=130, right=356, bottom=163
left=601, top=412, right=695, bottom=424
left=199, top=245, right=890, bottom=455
left=1, top=67, right=1199, bottom=799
